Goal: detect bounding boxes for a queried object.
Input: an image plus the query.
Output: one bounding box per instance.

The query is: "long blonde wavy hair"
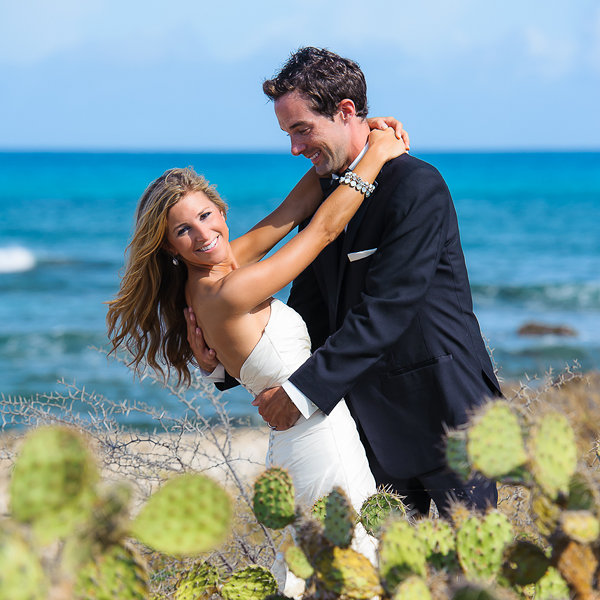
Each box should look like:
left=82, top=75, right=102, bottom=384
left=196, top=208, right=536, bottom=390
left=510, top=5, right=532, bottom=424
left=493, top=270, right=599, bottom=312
left=106, top=167, right=228, bottom=385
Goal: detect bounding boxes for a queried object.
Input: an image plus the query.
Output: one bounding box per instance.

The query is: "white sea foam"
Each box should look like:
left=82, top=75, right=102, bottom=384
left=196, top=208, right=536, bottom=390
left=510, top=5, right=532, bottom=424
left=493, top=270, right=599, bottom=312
left=0, top=246, right=36, bottom=273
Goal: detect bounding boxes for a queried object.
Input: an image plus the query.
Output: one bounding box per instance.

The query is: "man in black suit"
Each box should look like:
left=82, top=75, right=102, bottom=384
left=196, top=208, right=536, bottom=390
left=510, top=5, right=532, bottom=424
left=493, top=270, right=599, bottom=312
left=197, top=47, right=501, bottom=517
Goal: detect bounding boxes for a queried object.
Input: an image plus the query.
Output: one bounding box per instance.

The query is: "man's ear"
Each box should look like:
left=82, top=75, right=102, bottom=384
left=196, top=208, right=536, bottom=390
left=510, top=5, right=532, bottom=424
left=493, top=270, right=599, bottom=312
left=338, top=99, right=357, bottom=121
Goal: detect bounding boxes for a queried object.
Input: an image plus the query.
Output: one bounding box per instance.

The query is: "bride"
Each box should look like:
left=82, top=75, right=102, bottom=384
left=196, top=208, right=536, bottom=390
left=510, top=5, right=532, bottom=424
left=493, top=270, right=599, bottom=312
left=107, top=124, right=406, bottom=583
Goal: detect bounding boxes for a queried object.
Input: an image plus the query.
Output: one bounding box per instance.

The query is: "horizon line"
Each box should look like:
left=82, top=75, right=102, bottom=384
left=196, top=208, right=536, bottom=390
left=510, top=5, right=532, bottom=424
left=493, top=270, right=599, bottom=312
left=1, top=146, right=599, bottom=155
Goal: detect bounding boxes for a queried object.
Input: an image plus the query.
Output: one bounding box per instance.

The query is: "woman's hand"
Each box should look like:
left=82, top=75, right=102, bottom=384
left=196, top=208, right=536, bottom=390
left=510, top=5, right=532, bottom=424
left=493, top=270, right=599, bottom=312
left=367, top=116, right=410, bottom=151
left=367, top=126, right=408, bottom=164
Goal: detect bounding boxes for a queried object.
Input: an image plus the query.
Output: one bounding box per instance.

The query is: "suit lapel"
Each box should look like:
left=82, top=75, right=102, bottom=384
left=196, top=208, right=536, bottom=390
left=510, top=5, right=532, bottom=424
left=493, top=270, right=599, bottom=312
left=333, top=193, right=374, bottom=323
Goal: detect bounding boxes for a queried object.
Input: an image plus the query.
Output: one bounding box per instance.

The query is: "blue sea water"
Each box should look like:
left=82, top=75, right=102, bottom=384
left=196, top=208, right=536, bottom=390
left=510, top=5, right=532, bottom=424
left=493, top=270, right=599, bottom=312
left=1, top=151, right=599, bottom=425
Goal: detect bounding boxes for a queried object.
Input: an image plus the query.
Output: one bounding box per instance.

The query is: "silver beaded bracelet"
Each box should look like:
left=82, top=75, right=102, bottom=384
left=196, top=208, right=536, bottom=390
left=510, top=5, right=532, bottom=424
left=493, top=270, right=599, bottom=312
left=338, top=169, right=377, bottom=198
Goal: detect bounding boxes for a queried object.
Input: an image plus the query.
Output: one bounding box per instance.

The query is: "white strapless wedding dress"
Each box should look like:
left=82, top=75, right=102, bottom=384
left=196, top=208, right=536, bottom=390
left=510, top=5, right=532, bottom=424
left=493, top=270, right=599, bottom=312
left=237, top=299, right=377, bottom=592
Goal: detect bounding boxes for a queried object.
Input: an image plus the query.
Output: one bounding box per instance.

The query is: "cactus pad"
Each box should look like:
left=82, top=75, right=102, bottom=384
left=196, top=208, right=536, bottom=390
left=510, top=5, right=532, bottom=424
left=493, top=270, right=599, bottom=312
left=74, top=542, right=149, bottom=600
left=130, top=472, right=231, bottom=556
left=534, top=566, right=570, bottom=600
left=379, top=519, right=427, bottom=592
left=9, top=426, right=98, bottom=542
left=253, top=467, right=296, bottom=530
left=0, top=531, right=48, bottom=600
left=322, top=487, right=356, bottom=548
left=285, top=545, right=314, bottom=580
left=221, top=565, right=278, bottom=600
left=416, top=518, right=457, bottom=571
left=456, top=511, right=513, bottom=581
left=176, top=562, right=221, bottom=600
left=501, top=540, right=550, bottom=586
left=315, top=546, right=383, bottom=599
left=466, top=402, right=527, bottom=479
left=560, top=509, right=600, bottom=544
left=359, top=490, right=408, bottom=536
left=445, top=430, right=471, bottom=481
left=528, top=412, right=577, bottom=499
left=554, top=539, right=597, bottom=600
left=392, top=575, right=431, bottom=600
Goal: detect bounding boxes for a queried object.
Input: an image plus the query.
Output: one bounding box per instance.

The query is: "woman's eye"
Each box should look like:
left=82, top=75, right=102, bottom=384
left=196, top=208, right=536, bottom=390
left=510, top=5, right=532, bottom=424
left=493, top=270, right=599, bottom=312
left=200, top=211, right=211, bottom=221
left=177, top=226, right=189, bottom=237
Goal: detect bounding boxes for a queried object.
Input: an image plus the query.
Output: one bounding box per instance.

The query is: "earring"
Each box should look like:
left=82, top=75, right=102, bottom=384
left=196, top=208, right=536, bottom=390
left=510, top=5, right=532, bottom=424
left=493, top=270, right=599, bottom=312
left=172, top=256, right=179, bottom=266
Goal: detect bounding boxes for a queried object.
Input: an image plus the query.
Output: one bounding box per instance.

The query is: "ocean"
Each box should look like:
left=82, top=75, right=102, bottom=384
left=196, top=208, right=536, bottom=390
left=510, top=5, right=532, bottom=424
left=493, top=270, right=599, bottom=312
left=1, top=151, right=599, bottom=425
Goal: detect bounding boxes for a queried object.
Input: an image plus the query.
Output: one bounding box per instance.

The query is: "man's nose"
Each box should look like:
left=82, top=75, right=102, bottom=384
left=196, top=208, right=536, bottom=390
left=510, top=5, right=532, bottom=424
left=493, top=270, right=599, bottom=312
left=290, top=138, right=306, bottom=156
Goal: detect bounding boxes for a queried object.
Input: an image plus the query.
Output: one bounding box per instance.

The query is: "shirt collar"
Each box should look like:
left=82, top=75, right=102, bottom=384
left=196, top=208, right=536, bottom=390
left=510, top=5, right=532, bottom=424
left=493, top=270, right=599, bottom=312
left=331, top=143, right=369, bottom=180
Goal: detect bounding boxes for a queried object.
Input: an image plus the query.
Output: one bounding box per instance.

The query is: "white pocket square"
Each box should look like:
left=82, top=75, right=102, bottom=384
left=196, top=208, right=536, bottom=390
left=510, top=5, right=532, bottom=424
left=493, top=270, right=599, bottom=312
left=348, top=248, right=377, bottom=262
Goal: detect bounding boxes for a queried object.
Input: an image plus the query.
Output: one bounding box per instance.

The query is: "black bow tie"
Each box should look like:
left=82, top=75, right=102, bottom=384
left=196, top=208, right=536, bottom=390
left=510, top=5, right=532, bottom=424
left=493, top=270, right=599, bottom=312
left=319, top=177, right=339, bottom=195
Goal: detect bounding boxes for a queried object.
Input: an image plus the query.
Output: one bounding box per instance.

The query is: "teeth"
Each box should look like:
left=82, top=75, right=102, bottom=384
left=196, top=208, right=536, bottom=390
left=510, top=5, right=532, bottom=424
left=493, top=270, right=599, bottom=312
left=199, top=237, right=218, bottom=252
left=308, top=151, right=320, bottom=161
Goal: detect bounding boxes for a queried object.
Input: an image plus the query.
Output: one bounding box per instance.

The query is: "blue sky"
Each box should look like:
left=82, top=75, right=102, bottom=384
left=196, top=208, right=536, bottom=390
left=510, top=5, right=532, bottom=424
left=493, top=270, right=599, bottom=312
left=1, top=0, right=598, bottom=151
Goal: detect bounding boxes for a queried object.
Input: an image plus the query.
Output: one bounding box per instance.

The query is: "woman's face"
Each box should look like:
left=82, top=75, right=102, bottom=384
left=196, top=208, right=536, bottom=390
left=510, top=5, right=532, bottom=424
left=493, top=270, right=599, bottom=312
left=164, top=192, right=230, bottom=266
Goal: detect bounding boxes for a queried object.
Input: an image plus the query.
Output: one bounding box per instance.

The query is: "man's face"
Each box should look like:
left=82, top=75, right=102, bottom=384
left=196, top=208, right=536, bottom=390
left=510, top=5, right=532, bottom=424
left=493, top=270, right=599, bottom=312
left=274, top=91, right=353, bottom=176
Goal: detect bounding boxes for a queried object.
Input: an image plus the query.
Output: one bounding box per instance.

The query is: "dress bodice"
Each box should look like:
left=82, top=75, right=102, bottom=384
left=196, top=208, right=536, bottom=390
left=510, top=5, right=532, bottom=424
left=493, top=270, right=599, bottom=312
left=237, top=299, right=311, bottom=396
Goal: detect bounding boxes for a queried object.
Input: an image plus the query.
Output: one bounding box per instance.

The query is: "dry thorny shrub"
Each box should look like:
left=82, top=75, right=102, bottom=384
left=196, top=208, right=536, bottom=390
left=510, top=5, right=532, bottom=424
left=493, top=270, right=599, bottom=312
left=0, top=358, right=280, bottom=596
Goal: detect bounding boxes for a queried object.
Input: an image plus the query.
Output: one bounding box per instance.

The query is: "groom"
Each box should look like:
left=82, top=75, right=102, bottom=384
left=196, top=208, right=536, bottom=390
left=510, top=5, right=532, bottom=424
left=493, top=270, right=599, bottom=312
left=194, top=47, right=501, bottom=517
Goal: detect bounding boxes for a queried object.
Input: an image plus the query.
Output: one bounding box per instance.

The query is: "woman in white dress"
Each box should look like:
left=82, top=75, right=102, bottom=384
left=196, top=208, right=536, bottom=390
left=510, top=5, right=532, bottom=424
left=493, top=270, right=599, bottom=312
left=107, top=125, right=406, bottom=582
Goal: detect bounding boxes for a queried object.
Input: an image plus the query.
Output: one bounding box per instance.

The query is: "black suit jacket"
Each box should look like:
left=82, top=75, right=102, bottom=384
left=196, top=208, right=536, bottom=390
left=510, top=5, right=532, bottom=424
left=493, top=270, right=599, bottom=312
left=287, top=154, right=501, bottom=479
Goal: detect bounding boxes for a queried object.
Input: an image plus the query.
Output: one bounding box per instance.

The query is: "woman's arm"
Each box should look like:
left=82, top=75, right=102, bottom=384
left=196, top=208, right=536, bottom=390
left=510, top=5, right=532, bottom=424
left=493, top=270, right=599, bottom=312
left=230, top=167, right=322, bottom=267
left=214, top=128, right=406, bottom=314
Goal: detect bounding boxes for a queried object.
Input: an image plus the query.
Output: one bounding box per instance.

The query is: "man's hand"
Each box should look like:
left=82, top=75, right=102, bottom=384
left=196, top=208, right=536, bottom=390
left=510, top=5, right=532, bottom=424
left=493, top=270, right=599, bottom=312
left=367, top=116, right=410, bottom=150
left=252, top=386, right=301, bottom=430
left=184, top=307, right=219, bottom=373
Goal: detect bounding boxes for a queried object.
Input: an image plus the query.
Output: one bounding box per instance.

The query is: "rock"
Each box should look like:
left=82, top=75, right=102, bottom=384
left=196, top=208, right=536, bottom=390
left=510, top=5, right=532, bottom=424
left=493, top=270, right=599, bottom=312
left=517, top=322, right=577, bottom=337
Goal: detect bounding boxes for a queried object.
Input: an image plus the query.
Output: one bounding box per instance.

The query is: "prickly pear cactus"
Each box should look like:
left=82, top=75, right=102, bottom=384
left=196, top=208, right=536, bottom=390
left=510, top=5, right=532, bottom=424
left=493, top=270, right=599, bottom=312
left=9, top=426, right=98, bottom=542
left=0, top=530, right=48, bottom=600
left=416, top=518, right=457, bottom=571
left=359, top=490, right=408, bottom=536
left=553, top=539, right=597, bottom=600
left=285, top=545, right=314, bottom=580
left=392, top=575, right=431, bottom=600
left=74, top=542, right=149, bottom=600
left=322, top=487, right=356, bottom=548
left=446, top=430, right=471, bottom=481
left=530, top=490, right=561, bottom=538
left=533, top=566, right=570, bottom=600
left=130, top=472, right=231, bottom=556
left=315, top=546, right=383, bottom=599
left=501, top=540, right=550, bottom=586
left=455, top=510, right=513, bottom=582
left=253, top=467, right=296, bottom=530
left=566, top=471, right=599, bottom=511
left=528, top=411, right=577, bottom=499
left=175, top=561, right=221, bottom=600
left=559, top=509, right=600, bottom=544
left=466, top=402, right=527, bottom=479
left=451, top=583, right=507, bottom=599
left=379, top=519, right=427, bottom=592
left=220, top=565, right=278, bottom=600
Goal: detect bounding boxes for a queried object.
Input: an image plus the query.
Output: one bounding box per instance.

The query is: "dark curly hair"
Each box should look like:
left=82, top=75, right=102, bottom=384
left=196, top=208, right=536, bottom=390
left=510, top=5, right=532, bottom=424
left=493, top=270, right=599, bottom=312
left=263, top=47, right=368, bottom=119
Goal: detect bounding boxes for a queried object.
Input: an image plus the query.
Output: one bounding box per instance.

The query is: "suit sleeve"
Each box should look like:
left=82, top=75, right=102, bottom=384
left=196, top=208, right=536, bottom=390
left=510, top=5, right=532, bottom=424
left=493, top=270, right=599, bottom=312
left=289, top=165, right=451, bottom=414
